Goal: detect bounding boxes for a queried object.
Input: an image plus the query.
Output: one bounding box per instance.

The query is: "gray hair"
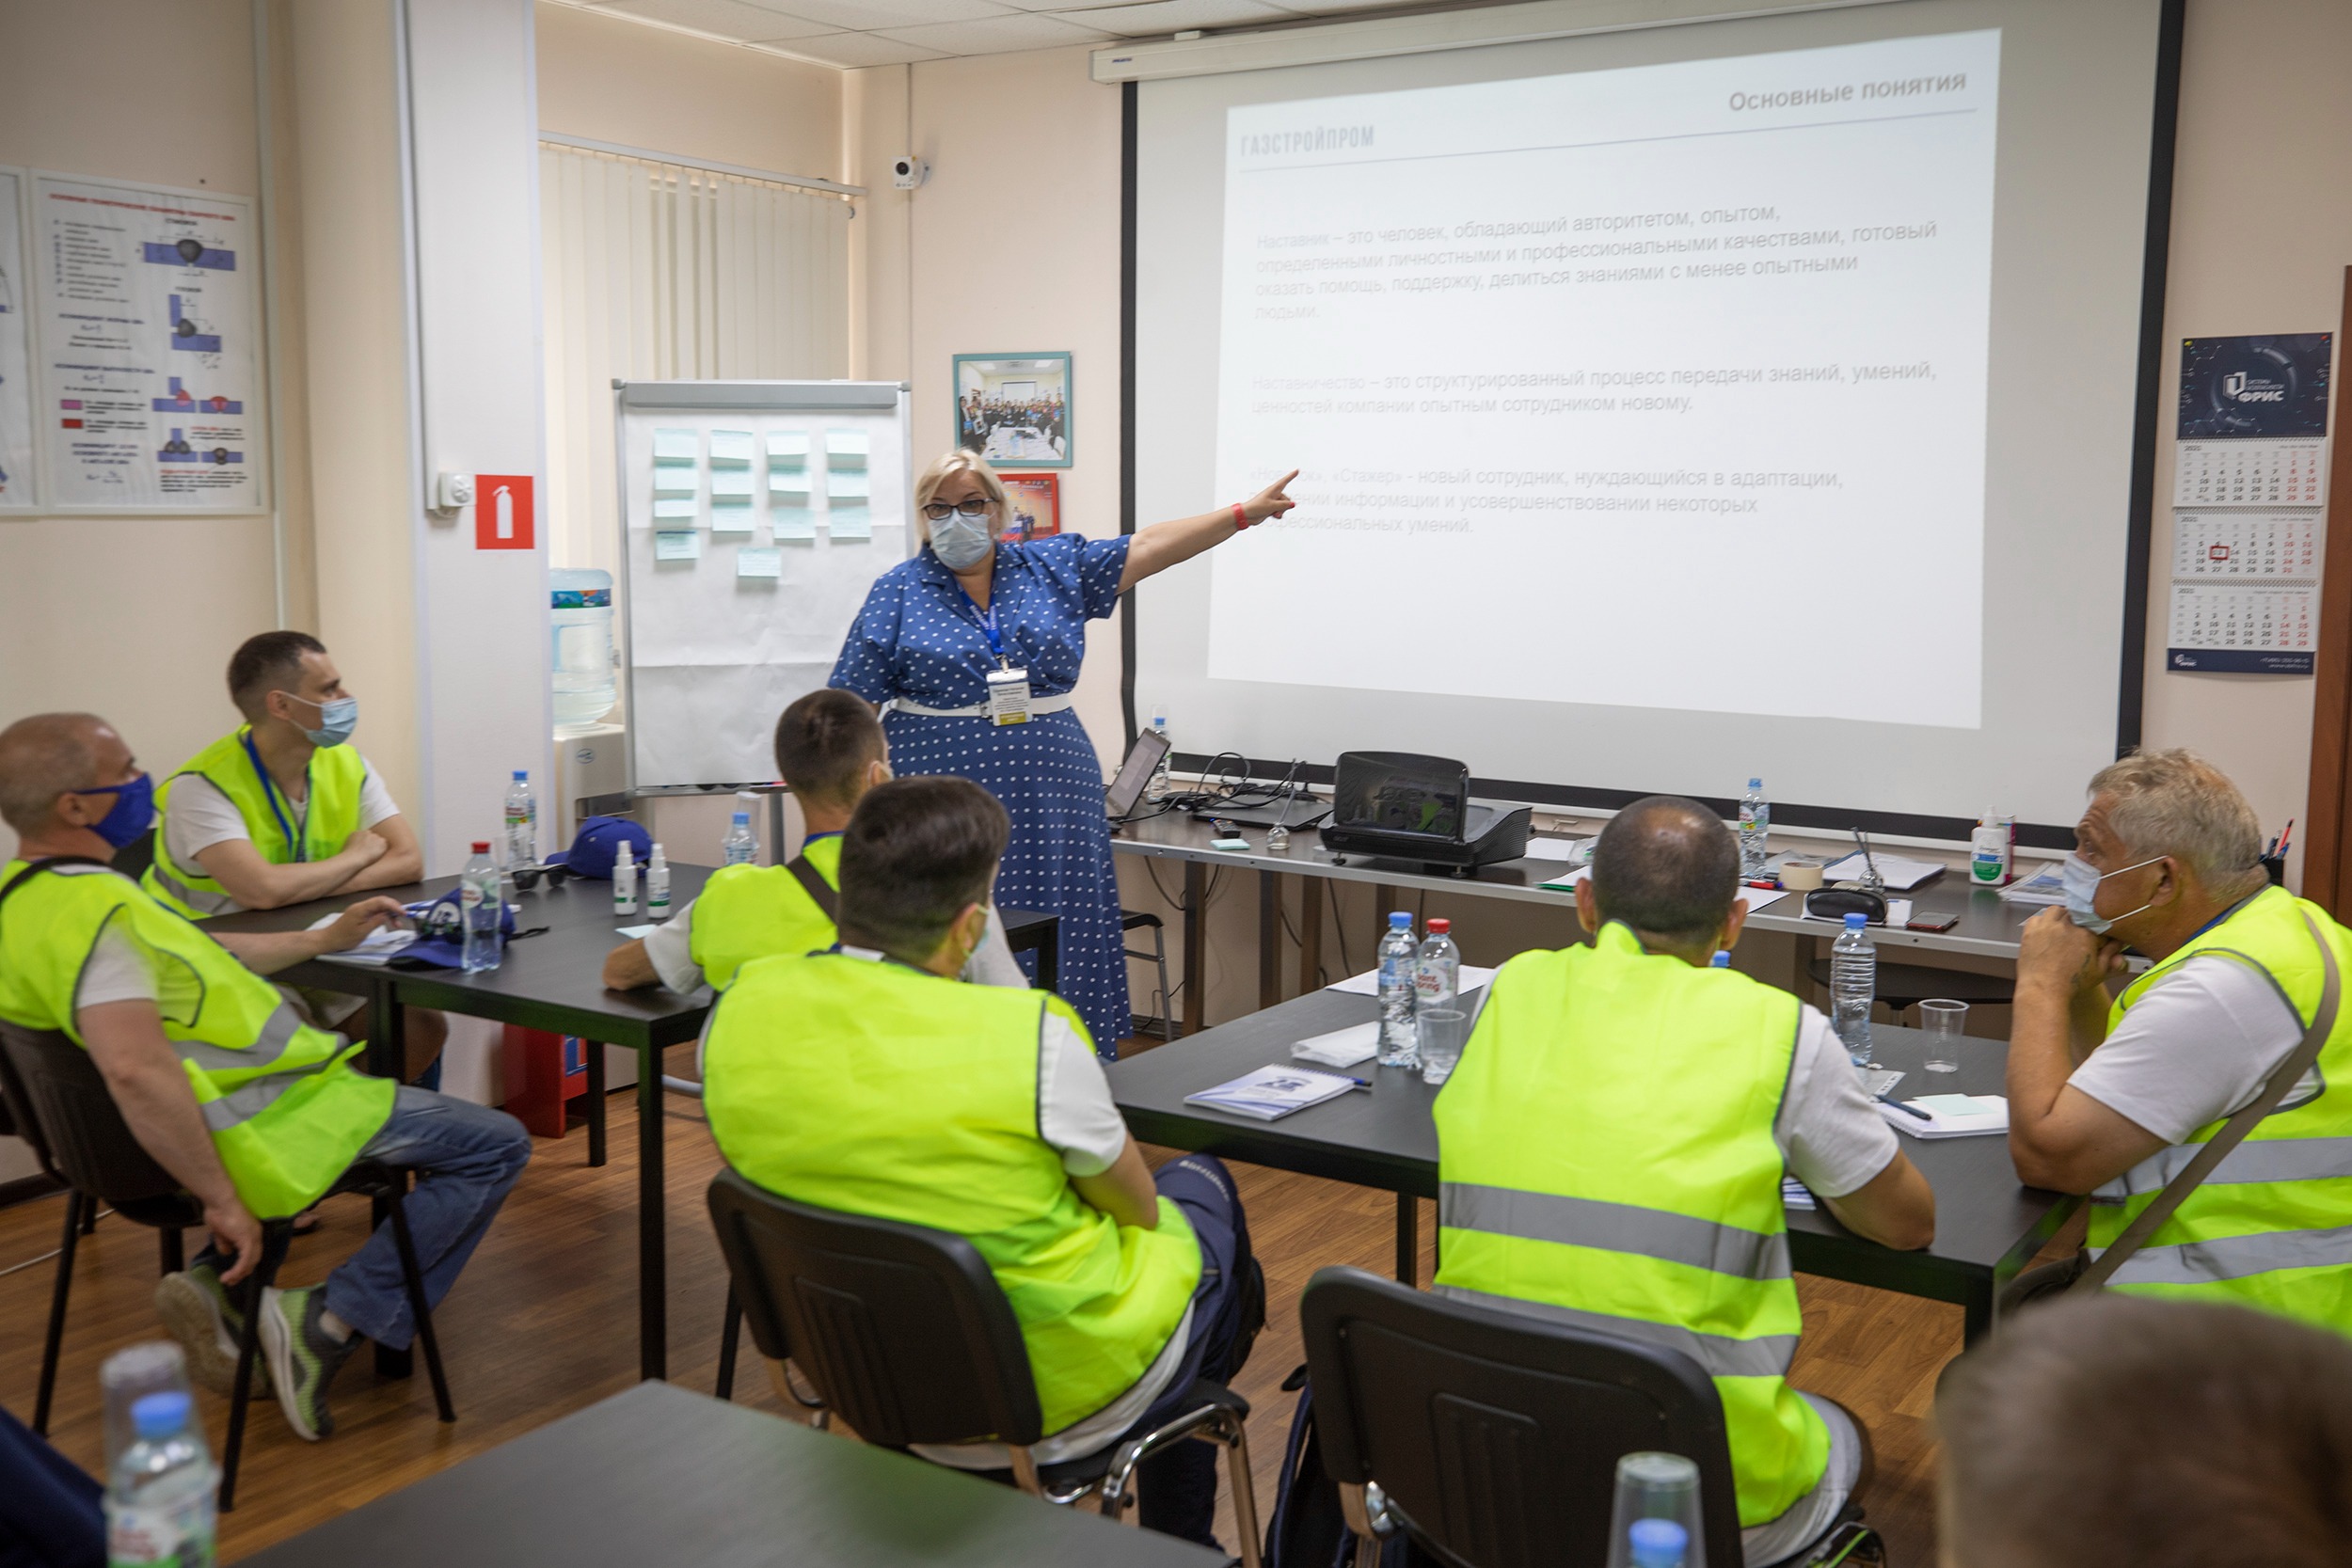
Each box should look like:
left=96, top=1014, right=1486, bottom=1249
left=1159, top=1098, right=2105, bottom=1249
left=2087, top=748, right=2265, bottom=886
left=911, top=449, right=1009, bottom=546
left=0, top=713, right=106, bottom=833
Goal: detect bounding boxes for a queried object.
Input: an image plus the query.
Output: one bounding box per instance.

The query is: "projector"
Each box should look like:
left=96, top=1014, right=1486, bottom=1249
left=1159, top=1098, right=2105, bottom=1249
left=1318, top=752, right=1532, bottom=876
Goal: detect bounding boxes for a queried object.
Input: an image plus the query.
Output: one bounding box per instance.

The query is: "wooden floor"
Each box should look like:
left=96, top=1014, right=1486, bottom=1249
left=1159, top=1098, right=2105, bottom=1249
left=0, top=1042, right=1975, bottom=1563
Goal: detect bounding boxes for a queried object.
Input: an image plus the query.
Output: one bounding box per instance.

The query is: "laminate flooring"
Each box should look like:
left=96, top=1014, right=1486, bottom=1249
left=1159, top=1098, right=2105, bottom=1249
left=0, top=1043, right=1987, bottom=1563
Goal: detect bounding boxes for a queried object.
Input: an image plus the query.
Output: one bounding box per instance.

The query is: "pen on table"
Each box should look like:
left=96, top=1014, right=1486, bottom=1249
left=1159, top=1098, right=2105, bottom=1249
left=1878, top=1093, right=1931, bottom=1121
left=1311, top=1071, right=1375, bottom=1090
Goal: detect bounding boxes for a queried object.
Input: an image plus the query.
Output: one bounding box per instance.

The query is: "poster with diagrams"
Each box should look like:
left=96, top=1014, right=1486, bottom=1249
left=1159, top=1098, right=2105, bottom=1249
left=0, top=168, right=35, bottom=509
left=32, top=172, right=262, bottom=510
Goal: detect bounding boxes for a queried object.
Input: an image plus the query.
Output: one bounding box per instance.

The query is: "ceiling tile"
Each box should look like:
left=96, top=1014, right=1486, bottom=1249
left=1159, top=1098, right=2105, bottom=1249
left=1256, top=0, right=1428, bottom=11
left=593, top=0, right=827, bottom=40
left=779, top=0, right=1014, bottom=26
left=1050, top=0, right=1292, bottom=34
left=752, top=29, right=954, bottom=64
left=870, top=11, right=1111, bottom=52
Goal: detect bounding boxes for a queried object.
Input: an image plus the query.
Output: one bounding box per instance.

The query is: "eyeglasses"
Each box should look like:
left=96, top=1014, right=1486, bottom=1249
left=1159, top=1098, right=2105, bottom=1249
left=922, top=500, right=992, bottom=523
left=510, top=862, right=575, bottom=892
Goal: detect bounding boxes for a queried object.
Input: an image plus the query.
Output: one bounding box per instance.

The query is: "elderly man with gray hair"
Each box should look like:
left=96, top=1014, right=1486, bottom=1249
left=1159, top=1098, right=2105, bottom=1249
left=2007, top=748, right=2352, bottom=1332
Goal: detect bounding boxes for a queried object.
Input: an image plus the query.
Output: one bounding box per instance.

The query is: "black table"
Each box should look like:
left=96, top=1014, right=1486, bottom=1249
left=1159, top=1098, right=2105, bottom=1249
left=206, top=868, right=1059, bottom=1380
left=1106, top=990, right=2077, bottom=1340
left=242, top=1379, right=1220, bottom=1568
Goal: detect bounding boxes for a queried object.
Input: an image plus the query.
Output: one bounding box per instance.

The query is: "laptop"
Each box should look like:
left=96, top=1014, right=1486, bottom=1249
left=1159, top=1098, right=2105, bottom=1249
left=1105, top=726, right=1172, bottom=820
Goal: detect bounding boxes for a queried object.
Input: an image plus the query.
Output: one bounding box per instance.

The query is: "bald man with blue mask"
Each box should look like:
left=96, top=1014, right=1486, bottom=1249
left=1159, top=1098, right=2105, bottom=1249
left=2004, top=750, right=2352, bottom=1334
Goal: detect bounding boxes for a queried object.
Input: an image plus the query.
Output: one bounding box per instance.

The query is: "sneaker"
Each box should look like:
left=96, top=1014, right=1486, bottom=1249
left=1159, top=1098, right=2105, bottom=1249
left=260, top=1284, right=361, bottom=1441
left=155, top=1265, right=267, bottom=1397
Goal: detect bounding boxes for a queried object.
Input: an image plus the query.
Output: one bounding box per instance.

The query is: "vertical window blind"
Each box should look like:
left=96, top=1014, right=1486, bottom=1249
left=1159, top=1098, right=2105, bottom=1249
left=539, top=141, right=851, bottom=578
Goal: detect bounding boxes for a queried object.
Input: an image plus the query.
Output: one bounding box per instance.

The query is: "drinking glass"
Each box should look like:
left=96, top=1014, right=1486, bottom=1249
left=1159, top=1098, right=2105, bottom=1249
left=1921, top=998, right=1968, bottom=1072
left=1418, top=1007, right=1470, bottom=1085
left=1604, top=1450, right=1707, bottom=1568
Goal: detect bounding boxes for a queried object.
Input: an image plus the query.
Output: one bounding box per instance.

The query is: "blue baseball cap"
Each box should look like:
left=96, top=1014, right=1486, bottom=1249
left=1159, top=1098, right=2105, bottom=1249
left=554, top=816, right=651, bottom=880
left=391, top=890, right=516, bottom=969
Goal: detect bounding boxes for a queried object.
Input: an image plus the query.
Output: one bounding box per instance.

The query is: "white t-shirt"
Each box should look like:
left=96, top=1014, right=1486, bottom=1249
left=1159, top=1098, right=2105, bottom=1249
left=1779, top=1004, right=1907, bottom=1200
left=642, top=891, right=1032, bottom=998
left=2069, top=955, right=2312, bottom=1146
left=162, top=760, right=400, bottom=871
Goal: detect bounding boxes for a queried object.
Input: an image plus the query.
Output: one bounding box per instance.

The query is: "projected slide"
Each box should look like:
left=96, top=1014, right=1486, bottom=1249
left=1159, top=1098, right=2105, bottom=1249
left=1211, top=31, right=1998, bottom=729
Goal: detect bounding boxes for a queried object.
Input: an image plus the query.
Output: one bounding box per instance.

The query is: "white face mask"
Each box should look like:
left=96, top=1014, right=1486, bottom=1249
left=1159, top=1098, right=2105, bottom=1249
left=2061, top=851, right=2161, bottom=934
left=929, top=509, right=994, bottom=571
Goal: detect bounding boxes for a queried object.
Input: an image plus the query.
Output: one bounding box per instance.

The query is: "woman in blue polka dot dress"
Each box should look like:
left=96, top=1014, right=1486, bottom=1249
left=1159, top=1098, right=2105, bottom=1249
left=831, top=450, right=1298, bottom=1053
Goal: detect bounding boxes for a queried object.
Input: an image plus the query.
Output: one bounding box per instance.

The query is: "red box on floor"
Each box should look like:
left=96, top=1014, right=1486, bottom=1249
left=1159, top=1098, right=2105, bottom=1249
left=501, top=1025, right=587, bottom=1138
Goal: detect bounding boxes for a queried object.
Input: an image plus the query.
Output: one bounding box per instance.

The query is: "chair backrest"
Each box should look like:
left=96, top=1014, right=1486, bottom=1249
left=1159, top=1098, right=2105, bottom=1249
left=1300, top=1266, right=1746, bottom=1568
left=109, top=833, right=157, bottom=883
left=705, top=1166, right=1044, bottom=1449
left=0, top=1021, right=182, bottom=1207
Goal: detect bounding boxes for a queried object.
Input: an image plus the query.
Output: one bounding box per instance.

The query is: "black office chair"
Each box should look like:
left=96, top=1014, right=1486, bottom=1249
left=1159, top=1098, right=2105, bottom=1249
left=108, top=833, right=156, bottom=884
left=0, top=1020, right=454, bottom=1510
left=707, top=1167, right=1261, bottom=1561
left=1802, top=958, right=2013, bottom=1018
left=1300, top=1266, right=1878, bottom=1568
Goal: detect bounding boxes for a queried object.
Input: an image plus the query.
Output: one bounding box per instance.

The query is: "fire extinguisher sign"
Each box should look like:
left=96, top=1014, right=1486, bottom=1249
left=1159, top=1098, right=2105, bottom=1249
left=473, top=474, right=535, bottom=550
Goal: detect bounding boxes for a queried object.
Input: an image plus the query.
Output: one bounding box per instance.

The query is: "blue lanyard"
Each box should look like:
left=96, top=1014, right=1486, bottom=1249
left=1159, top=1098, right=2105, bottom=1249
left=803, top=830, right=843, bottom=844
left=240, top=731, right=309, bottom=863
left=958, top=586, right=1009, bottom=667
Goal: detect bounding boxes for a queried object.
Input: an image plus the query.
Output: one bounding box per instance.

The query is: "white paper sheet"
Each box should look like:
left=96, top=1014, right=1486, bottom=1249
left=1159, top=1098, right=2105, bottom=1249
left=1329, top=965, right=1499, bottom=996
left=1520, top=837, right=1591, bottom=863
left=1819, top=852, right=1947, bottom=891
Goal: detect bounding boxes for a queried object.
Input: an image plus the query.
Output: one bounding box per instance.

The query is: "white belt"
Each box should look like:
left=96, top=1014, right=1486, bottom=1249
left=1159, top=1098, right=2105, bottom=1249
left=891, top=694, right=1076, bottom=719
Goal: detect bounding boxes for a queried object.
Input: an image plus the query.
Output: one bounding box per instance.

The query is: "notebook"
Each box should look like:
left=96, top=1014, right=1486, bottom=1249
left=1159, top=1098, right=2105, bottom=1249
left=1183, top=1064, right=1360, bottom=1121
left=1880, top=1093, right=2009, bottom=1138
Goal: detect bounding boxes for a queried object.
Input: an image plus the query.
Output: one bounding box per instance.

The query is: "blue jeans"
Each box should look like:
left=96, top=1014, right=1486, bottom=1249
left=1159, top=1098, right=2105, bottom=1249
left=203, top=1088, right=531, bottom=1351
left=1132, top=1154, right=1259, bottom=1548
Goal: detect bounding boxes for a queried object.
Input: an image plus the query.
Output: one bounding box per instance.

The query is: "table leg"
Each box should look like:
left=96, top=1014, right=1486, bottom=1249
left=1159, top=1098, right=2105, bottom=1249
left=1963, top=1288, right=1994, bottom=1346
left=584, top=1037, right=607, bottom=1168
left=1034, top=927, right=1058, bottom=994
left=1395, top=1194, right=1417, bottom=1287
left=638, top=1041, right=667, bottom=1381
left=367, top=978, right=413, bottom=1380
left=1297, top=874, right=1322, bottom=994
left=1258, top=872, right=1281, bottom=1011
left=1182, top=860, right=1207, bottom=1037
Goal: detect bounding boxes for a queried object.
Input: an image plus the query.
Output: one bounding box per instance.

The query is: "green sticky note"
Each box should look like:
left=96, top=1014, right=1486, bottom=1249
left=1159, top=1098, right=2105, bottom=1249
left=710, top=469, right=753, bottom=498
left=653, top=429, right=697, bottom=460
left=654, top=530, right=700, bottom=561
left=709, top=430, right=755, bottom=466
left=652, top=498, right=697, bottom=520
left=736, top=546, right=783, bottom=578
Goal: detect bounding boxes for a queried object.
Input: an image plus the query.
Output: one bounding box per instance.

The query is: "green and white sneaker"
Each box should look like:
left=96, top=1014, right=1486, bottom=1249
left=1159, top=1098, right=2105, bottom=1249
left=260, top=1284, right=360, bottom=1441
left=155, top=1264, right=266, bottom=1397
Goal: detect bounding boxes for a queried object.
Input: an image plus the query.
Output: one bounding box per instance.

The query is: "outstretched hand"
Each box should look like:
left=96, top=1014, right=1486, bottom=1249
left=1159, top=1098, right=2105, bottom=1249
left=1243, top=469, right=1300, bottom=525
left=316, top=895, right=409, bottom=955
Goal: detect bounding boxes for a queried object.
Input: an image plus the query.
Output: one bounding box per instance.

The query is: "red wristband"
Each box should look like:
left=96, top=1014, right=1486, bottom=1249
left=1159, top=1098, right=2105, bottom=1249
left=1231, top=501, right=1251, bottom=531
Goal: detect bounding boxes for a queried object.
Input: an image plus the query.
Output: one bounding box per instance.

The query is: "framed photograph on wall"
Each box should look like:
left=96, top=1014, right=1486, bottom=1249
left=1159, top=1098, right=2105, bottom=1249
left=954, top=352, right=1071, bottom=468
left=1000, top=472, right=1061, bottom=542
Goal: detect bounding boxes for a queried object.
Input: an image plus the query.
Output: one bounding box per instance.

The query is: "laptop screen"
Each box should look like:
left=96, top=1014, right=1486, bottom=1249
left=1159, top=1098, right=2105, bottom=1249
left=1106, top=727, right=1171, bottom=818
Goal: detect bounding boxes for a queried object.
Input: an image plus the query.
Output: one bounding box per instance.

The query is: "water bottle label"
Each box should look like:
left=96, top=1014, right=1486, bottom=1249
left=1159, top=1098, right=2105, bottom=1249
left=459, top=885, right=484, bottom=911
left=107, top=1498, right=215, bottom=1568
left=549, top=588, right=612, bottom=608
left=1414, top=969, right=1454, bottom=1004
left=1971, top=848, right=2005, bottom=881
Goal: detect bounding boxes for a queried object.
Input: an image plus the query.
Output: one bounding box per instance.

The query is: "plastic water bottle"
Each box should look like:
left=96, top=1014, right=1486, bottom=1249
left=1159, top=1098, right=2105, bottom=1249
left=612, top=840, right=639, bottom=917
left=550, top=566, right=617, bottom=730
left=1831, top=911, right=1876, bottom=1065
left=722, top=811, right=757, bottom=866
left=1414, top=918, right=1466, bottom=1084
left=460, top=841, right=501, bottom=973
left=1739, top=777, right=1770, bottom=880
left=645, top=843, right=672, bottom=921
left=1146, top=711, right=1173, bottom=802
left=1377, top=911, right=1419, bottom=1069
left=502, top=770, right=536, bottom=871
left=105, top=1390, right=217, bottom=1568
left=1414, top=917, right=1459, bottom=1012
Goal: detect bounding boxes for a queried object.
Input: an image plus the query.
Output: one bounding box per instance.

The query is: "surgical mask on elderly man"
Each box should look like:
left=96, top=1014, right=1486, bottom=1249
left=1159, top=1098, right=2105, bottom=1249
left=930, top=510, right=994, bottom=571
left=2060, top=852, right=2160, bottom=935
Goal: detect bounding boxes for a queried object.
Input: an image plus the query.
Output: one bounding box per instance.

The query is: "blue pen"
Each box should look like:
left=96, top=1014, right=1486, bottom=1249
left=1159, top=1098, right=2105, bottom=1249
left=1879, top=1093, right=1931, bottom=1121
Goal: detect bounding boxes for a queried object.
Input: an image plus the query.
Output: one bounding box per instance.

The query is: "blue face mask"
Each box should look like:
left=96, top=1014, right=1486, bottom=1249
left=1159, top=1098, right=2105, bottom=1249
left=929, top=511, right=994, bottom=572
left=280, top=692, right=358, bottom=748
left=2061, top=851, right=2161, bottom=934
left=69, top=772, right=156, bottom=850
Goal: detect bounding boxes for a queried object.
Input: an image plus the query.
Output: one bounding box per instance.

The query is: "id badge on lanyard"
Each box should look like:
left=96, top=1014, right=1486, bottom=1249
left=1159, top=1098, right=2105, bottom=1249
left=969, top=594, right=1031, bottom=725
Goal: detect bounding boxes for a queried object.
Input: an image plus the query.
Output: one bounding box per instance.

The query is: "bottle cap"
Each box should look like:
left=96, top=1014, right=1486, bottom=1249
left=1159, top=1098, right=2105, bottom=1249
left=1628, top=1517, right=1689, bottom=1568
left=1710, top=950, right=1731, bottom=967
left=471, top=840, right=490, bottom=852
left=615, top=841, right=633, bottom=863
left=1749, top=777, right=1762, bottom=788
left=1428, top=918, right=1451, bottom=935
left=513, top=770, right=528, bottom=782
left=1844, top=911, right=1867, bottom=929
left=131, top=1390, right=191, bottom=1439
left=732, top=811, right=750, bottom=824
left=650, top=843, right=666, bottom=859
left=1389, top=911, right=1412, bottom=927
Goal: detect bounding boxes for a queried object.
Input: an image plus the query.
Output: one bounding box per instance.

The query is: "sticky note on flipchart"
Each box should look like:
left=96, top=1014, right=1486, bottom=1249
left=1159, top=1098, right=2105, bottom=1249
left=653, top=460, right=697, bottom=496
left=709, top=503, right=755, bottom=533
left=772, top=508, right=817, bottom=541
left=709, top=469, right=753, bottom=498
left=736, top=546, right=783, bottom=578
left=654, top=531, right=700, bottom=561
left=825, top=430, right=868, bottom=467
left=652, top=498, right=698, bottom=520
left=769, top=467, right=812, bottom=496
left=766, top=432, right=810, bottom=460
left=829, top=507, right=871, bottom=541
left=827, top=468, right=870, bottom=499
left=653, top=429, right=698, bottom=460
left=709, top=431, right=755, bottom=466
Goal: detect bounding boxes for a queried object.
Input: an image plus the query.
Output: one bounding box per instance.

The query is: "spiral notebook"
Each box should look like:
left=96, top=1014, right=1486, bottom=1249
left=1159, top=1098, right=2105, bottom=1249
left=1183, top=1065, right=1361, bottom=1121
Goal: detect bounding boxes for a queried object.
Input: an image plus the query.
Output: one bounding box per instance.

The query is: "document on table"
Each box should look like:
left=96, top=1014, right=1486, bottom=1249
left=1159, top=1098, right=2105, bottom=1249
left=1184, top=1064, right=1360, bottom=1121
left=1819, top=852, right=1947, bottom=891
left=307, top=911, right=416, bottom=965
left=1535, top=861, right=1788, bottom=914
left=1880, top=1093, right=2008, bottom=1138
left=1291, top=1021, right=1379, bottom=1068
left=1329, top=965, right=1498, bottom=996
left=1519, top=836, right=1592, bottom=863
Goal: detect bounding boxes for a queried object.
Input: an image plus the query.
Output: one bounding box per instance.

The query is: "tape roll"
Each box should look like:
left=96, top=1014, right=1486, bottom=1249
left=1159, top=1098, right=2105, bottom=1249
left=1780, top=858, right=1824, bottom=892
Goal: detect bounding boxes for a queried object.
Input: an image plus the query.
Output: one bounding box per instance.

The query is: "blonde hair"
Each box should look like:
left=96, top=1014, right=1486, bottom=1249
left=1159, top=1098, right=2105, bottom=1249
left=911, top=450, right=1008, bottom=546
left=2087, top=748, right=2265, bottom=887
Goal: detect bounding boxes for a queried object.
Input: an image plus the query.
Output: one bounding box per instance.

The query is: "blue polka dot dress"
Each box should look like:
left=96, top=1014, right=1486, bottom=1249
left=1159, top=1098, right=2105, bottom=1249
left=831, top=533, right=1133, bottom=1053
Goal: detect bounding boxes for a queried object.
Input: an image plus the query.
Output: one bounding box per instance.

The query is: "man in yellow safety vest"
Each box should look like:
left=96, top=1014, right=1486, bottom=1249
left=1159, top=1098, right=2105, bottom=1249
left=0, top=713, right=530, bottom=1445
left=2008, top=749, right=2352, bottom=1333
left=1433, top=796, right=1933, bottom=1564
left=600, top=688, right=1025, bottom=995
left=702, top=776, right=1260, bottom=1551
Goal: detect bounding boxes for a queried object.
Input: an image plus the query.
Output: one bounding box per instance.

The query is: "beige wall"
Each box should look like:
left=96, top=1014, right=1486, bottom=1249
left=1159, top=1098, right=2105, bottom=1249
left=0, top=0, right=286, bottom=864
left=535, top=1, right=843, bottom=180
left=2143, top=0, right=2352, bottom=891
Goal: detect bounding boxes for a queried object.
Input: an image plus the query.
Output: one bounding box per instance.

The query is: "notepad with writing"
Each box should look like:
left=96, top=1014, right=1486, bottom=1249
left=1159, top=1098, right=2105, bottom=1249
left=1880, top=1093, right=2008, bottom=1138
left=1184, top=1065, right=1359, bottom=1121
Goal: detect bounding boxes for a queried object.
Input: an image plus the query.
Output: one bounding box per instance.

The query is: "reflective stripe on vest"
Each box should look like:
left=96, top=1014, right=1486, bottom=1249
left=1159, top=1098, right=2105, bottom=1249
left=0, top=861, right=393, bottom=1217
left=1432, top=922, right=1823, bottom=1528
left=2090, top=885, right=2352, bottom=1334
left=142, top=729, right=369, bottom=917
left=704, top=952, right=1200, bottom=1434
